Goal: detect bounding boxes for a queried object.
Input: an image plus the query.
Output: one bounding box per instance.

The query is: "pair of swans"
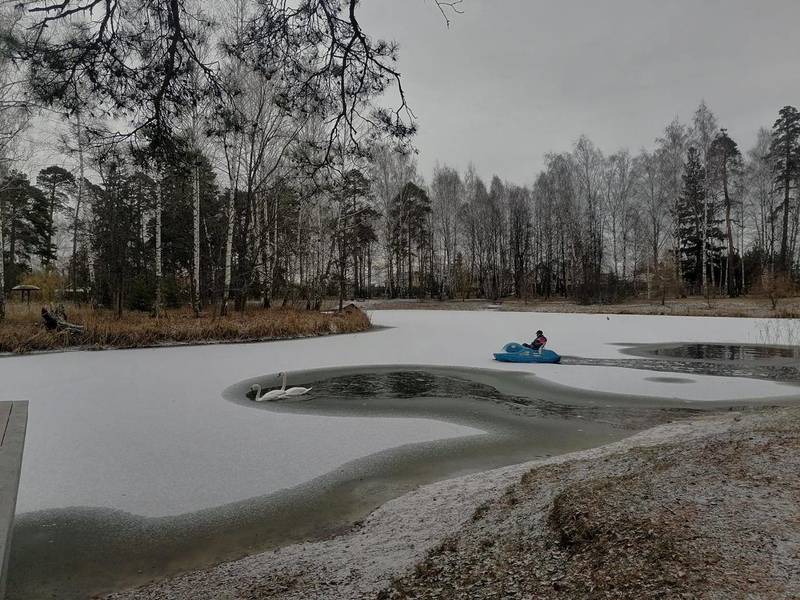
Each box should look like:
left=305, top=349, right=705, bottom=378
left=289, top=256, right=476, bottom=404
left=250, top=371, right=312, bottom=402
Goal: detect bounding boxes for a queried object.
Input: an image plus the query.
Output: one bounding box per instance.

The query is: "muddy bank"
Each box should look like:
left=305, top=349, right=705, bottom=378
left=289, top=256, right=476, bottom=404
left=106, top=406, right=800, bottom=600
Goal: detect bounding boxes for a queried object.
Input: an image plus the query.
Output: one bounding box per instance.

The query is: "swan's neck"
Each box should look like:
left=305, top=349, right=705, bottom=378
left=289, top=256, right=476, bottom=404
left=281, top=372, right=287, bottom=391
left=253, top=384, right=261, bottom=399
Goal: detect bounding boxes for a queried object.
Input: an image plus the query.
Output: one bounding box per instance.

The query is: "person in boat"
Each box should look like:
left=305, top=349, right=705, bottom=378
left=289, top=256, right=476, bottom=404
left=523, top=330, right=547, bottom=352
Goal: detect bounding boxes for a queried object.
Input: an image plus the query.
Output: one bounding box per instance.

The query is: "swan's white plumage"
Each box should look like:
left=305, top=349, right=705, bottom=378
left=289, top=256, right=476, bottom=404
left=280, top=372, right=312, bottom=396
left=250, top=372, right=312, bottom=401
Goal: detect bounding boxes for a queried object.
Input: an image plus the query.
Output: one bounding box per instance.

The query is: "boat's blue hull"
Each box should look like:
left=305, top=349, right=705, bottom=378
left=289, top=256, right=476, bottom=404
left=493, top=343, right=561, bottom=364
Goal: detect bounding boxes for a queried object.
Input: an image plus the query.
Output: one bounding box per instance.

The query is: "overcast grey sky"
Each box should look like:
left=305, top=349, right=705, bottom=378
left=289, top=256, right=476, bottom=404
left=358, top=0, right=800, bottom=185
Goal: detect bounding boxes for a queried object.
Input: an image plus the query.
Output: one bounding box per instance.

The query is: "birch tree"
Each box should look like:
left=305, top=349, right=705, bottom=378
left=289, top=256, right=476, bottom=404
left=635, top=149, right=669, bottom=298
left=656, top=118, right=690, bottom=281
left=691, top=101, right=718, bottom=294
left=430, top=165, right=462, bottom=298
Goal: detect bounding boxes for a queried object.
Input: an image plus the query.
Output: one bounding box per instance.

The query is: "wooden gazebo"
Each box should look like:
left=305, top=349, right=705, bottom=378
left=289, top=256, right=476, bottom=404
left=10, top=285, right=41, bottom=307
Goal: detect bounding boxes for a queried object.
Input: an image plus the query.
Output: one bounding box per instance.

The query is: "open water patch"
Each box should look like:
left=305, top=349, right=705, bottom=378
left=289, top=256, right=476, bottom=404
left=564, top=342, right=800, bottom=384
left=226, top=366, right=714, bottom=428
left=638, top=343, right=800, bottom=362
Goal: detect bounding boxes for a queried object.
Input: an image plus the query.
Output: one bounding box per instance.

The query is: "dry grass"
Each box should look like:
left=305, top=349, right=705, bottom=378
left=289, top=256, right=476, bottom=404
left=379, top=410, right=800, bottom=599
left=0, top=303, right=371, bottom=354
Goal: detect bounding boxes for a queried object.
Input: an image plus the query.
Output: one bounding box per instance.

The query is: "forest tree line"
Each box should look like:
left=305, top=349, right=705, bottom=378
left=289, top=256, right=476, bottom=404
left=2, top=101, right=800, bottom=316
left=0, top=2, right=798, bottom=318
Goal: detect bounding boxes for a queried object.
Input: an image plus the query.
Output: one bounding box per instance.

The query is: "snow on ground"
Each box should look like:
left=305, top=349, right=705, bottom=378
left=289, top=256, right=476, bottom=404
left=1, top=310, right=797, bottom=520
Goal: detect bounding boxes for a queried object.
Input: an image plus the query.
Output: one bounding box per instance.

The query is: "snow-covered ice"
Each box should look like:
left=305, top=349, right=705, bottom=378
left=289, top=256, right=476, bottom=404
left=1, top=309, right=796, bottom=519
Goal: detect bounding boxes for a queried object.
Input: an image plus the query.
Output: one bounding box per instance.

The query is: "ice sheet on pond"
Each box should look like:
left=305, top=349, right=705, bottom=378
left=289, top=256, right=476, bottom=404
left=1, top=309, right=797, bottom=519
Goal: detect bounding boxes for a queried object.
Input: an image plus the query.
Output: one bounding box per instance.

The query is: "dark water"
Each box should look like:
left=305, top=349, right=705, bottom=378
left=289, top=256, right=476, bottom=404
left=253, top=370, right=524, bottom=404
left=648, top=343, right=800, bottom=361
left=238, top=368, right=709, bottom=429
left=562, top=342, right=800, bottom=385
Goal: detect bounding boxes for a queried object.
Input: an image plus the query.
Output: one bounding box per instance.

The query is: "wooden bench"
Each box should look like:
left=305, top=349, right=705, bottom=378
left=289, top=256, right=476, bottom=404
left=0, top=402, right=27, bottom=599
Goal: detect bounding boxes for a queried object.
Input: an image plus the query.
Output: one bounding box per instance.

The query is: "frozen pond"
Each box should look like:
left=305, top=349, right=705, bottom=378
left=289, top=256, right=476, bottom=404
left=2, top=309, right=799, bottom=598
left=10, top=365, right=638, bottom=599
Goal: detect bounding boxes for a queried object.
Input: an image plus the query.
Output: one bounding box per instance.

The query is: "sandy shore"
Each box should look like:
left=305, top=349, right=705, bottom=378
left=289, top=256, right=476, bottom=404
left=105, top=406, right=800, bottom=599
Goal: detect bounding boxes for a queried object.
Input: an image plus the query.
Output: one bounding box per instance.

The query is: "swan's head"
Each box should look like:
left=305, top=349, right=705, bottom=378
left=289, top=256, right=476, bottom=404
left=248, top=383, right=261, bottom=397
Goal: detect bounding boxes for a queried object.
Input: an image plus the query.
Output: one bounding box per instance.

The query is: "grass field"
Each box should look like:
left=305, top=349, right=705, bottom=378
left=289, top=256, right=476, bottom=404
left=0, top=303, right=371, bottom=354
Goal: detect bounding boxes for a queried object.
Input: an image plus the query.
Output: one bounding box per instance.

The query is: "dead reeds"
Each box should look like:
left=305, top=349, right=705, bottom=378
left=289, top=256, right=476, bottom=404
left=0, top=304, right=371, bottom=354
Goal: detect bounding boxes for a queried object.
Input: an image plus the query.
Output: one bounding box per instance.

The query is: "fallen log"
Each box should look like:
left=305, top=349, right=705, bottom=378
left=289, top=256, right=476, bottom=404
left=41, top=307, right=85, bottom=336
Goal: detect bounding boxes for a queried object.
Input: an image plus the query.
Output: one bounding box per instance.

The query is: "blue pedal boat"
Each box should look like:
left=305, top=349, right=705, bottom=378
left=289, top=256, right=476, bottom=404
left=493, top=342, right=561, bottom=364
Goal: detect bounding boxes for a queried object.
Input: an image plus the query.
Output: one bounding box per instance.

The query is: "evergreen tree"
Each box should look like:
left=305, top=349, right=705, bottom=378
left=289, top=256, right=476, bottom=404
left=769, top=106, right=800, bottom=272
left=708, top=129, right=743, bottom=295
left=0, top=172, right=49, bottom=288
left=92, top=161, right=140, bottom=316
left=36, top=165, right=76, bottom=269
left=390, top=182, right=431, bottom=296
left=332, top=169, right=370, bottom=309
left=678, top=148, right=723, bottom=289
left=160, top=151, right=222, bottom=308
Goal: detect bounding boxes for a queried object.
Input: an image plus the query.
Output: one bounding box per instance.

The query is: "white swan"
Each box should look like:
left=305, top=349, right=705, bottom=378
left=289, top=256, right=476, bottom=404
left=249, top=372, right=312, bottom=402
left=249, top=382, right=286, bottom=402
left=279, top=371, right=313, bottom=397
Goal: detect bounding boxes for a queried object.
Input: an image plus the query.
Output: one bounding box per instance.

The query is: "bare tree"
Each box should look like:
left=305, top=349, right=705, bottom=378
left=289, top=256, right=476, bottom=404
left=691, top=101, right=718, bottom=294
left=430, top=164, right=462, bottom=298
left=635, top=149, right=669, bottom=299
left=656, top=117, right=689, bottom=282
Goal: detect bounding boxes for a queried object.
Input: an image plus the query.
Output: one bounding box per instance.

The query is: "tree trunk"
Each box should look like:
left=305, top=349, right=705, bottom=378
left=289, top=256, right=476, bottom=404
left=407, top=217, right=412, bottom=295
left=0, top=193, right=5, bottom=321
left=72, top=112, right=86, bottom=305
left=46, top=183, right=56, bottom=269
left=192, top=162, right=201, bottom=316
left=338, top=240, right=345, bottom=311
left=154, top=172, right=163, bottom=317
left=221, top=186, right=236, bottom=316
left=701, top=192, right=708, bottom=298
left=367, top=243, right=372, bottom=298
left=723, top=170, right=736, bottom=297
left=779, top=142, right=791, bottom=272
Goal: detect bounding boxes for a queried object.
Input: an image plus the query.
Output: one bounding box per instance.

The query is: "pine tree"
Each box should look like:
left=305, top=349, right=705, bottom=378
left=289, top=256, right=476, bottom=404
left=769, top=106, right=800, bottom=272
left=390, top=182, right=431, bottom=297
left=0, top=172, right=50, bottom=287
left=679, top=147, right=723, bottom=289
left=708, top=129, right=743, bottom=295
left=92, top=161, right=139, bottom=317
left=36, top=166, right=76, bottom=269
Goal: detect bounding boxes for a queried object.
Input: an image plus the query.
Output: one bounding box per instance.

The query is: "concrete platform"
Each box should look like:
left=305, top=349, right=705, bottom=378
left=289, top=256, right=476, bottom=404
left=0, top=402, right=27, bottom=599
